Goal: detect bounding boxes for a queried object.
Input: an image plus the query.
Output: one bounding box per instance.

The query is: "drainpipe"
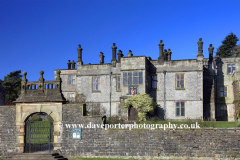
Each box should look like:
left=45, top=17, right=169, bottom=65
left=109, top=72, right=112, bottom=117
left=163, top=71, right=166, bottom=120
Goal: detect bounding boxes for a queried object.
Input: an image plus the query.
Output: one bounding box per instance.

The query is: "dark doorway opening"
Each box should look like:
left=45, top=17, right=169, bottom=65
left=128, top=105, right=138, bottom=121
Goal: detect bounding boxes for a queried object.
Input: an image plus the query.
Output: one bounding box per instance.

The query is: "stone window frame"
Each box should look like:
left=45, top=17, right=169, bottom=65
left=68, top=75, right=76, bottom=85
left=67, top=92, right=75, bottom=103
left=227, top=64, right=236, bottom=74
left=219, top=85, right=228, bottom=98
left=92, top=77, right=101, bottom=92
left=150, top=74, right=158, bottom=90
left=123, top=71, right=143, bottom=86
left=176, top=101, right=185, bottom=117
left=116, top=103, right=121, bottom=116
left=175, top=73, right=185, bottom=90
left=116, top=75, right=121, bottom=92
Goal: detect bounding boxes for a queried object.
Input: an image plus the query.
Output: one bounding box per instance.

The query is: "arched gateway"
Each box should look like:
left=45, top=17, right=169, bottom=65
left=14, top=71, right=64, bottom=153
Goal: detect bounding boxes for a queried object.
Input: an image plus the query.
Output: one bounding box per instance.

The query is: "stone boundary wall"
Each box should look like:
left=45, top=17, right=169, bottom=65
left=0, top=105, right=17, bottom=157
left=61, top=104, right=240, bottom=159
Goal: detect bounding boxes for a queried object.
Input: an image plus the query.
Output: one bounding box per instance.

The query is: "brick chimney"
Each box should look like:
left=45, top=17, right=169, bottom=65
left=197, top=38, right=204, bottom=60
left=77, top=44, right=83, bottom=65
left=72, top=60, right=76, bottom=69
left=99, top=52, right=105, bottom=64
left=67, top=60, right=71, bottom=69
left=158, top=40, right=164, bottom=60
left=111, top=43, right=117, bottom=65
left=117, top=50, right=124, bottom=63
left=127, top=50, right=133, bottom=57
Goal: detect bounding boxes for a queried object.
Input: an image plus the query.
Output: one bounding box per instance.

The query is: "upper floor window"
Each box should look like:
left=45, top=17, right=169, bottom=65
left=220, top=86, right=227, bottom=97
left=68, top=75, right=75, bottom=85
left=93, top=77, right=100, bottom=91
left=117, top=76, right=121, bottom=90
left=176, top=102, right=185, bottom=116
left=68, top=93, right=75, bottom=103
left=227, top=64, right=235, bottom=74
left=129, top=86, right=137, bottom=95
left=123, top=72, right=143, bottom=85
left=151, top=75, right=157, bottom=89
left=176, top=74, right=184, bottom=89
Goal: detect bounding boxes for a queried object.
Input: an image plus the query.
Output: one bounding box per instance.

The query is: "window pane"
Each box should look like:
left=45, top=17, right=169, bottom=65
left=153, top=81, right=157, bottom=89
left=177, top=81, right=180, bottom=88
left=134, top=77, right=138, bottom=84
left=139, top=72, right=143, bottom=77
left=118, top=77, right=120, bottom=82
left=227, top=68, right=231, bottom=74
left=232, top=64, right=236, bottom=67
left=69, top=94, right=72, bottom=98
left=139, top=77, right=143, bottom=84
left=97, top=83, right=100, bottom=90
left=227, top=64, right=231, bottom=68
left=176, top=108, right=180, bottom=116
left=123, top=73, right=127, bottom=77
left=128, top=72, right=132, bottom=77
left=181, top=74, right=184, bottom=80
left=181, top=102, right=184, bottom=107
left=94, top=83, right=96, bottom=90
left=97, top=78, right=100, bottom=82
left=72, top=76, right=75, bottom=79
left=123, top=78, right=127, bottom=85
left=220, top=92, right=223, bottom=97
left=68, top=75, right=71, bottom=79
left=224, top=92, right=227, bottom=97
left=134, top=72, right=138, bottom=76
left=224, top=87, right=227, bottom=91
left=68, top=80, right=71, bottom=85
left=128, top=78, right=132, bottom=84
left=181, top=107, right=185, bottom=116
left=220, top=87, right=223, bottom=91
left=72, top=94, right=75, bottom=97
left=94, top=78, right=96, bottom=83
left=232, top=67, right=236, bottom=73
left=118, top=104, right=121, bottom=109
left=118, top=82, right=121, bottom=90
left=177, top=75, right=180, bottom=80
left=181, top=80, right=184, bottom=88
left=72, top=79, right=75, bottom=85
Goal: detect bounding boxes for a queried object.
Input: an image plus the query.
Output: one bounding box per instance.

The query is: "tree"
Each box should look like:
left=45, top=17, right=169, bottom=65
left=216, top=32, right=239, bottom=58
left=121, top=93, right=156, bottom=120
left=0, top=70, right=22, bottom=102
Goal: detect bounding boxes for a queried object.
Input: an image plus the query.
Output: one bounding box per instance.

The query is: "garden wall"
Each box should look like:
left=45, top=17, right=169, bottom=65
left=61, top=104, right=240, bottom=159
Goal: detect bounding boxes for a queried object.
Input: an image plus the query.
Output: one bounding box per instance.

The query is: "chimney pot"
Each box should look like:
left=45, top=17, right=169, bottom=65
left=67, top=60, right=72, bottom=69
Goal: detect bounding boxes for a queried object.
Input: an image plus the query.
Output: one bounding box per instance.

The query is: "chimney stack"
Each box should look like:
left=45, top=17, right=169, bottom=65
left=158, top=40, right=164, bottom=60
left=111, top=43, right=117, bottom=64
left=99, top=52, right=105, bottom=64
left=127, top=50, right=133, bottom=57
left=72, top=60, right=76, bottom=69
left=67, top=60, right=71, bottom=69
left=167, top=49, right=172, bottom=61
left=197, top=38, right=204, bottom=60
left=164, top=49, right=168, bottom=60
left=117, top=50, right=124, bottom=63
left=77, top=44, right=83, bottom=65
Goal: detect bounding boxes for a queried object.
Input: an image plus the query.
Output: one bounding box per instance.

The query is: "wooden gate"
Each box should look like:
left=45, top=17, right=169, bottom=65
left=25, top=112, right=53, bottom=153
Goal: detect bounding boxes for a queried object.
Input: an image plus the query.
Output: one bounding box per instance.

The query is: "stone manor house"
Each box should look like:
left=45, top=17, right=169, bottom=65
left=14, top=38, right=240, bottom=122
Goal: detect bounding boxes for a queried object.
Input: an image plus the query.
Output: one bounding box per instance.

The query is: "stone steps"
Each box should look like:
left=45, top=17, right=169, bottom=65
left=5, top=153, right=68, bottom=160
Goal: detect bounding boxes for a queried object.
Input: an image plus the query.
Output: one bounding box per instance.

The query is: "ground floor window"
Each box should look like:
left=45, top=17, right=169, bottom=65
left=176, top=102, right=185, bottom=116
left=220, top=105, right=227, bottom=116
left=117, top=103, right=121, bottom=116
left=68, top=93, right=75, bottom=103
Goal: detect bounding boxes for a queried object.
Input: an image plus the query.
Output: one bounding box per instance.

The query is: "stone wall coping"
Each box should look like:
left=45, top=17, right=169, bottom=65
left=16, top=132, right=25, bottom=136
left=0, top=105, right=16, bottom=108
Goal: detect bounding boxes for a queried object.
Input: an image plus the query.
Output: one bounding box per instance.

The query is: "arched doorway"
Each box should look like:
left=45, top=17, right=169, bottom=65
left=128, top=105, right=138, bottom=121
left=24, top=112, right=54, bottom=153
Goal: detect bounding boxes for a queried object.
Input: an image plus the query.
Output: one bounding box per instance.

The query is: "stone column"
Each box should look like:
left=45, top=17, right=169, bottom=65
left=77, top=44, right=83, bottom=65
left=127, top=50, right=133, bottom=57
left=167, top=49, right=172, bottom=61
left=117, top=50, right=123, bottom=63
left=21, top=71, right=27, bottom=94
left=72, top=60, right=76, bottom=69
left=99, top=52, right=105, bottom=64
left=197, top=38, right=204, bottom=60
left=67, top=60, right=71, bottom=69
left=38, top=70, right=44, bottom=93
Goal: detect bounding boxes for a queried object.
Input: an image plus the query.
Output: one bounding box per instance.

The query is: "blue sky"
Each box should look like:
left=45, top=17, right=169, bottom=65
left=0, top=0, right=240, bottom=81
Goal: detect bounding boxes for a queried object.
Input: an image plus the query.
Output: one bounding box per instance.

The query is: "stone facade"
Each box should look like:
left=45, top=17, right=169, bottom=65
left=55, top=39, right=240, bottom=121
left=0, top=82, right=6, bottom=106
